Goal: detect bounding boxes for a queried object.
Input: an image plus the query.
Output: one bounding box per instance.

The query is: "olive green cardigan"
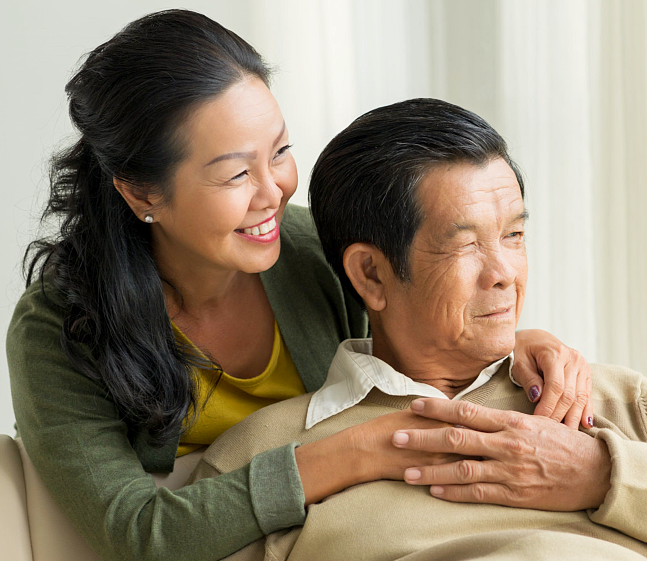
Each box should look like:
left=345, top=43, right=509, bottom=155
left=6, top=204, right=368, bottom=561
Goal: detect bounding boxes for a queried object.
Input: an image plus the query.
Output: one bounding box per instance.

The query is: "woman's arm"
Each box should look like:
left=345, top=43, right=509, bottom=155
left=7, top=285, right=305, bottom=561
left=295, top=409, right=457, bottom=505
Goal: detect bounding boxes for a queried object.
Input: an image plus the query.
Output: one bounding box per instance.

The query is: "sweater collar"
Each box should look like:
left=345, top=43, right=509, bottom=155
left=306, top=339, right=513, bottom=429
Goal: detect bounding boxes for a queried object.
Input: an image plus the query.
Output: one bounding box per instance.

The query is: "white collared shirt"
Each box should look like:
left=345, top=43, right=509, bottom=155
left=306, top=339, right=515, bottom=429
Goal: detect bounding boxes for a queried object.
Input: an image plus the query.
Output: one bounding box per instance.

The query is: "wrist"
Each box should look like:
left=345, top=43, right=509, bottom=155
left=587, top=438, right=612, bottom=509
left=295, top=426, right=370, bottom=506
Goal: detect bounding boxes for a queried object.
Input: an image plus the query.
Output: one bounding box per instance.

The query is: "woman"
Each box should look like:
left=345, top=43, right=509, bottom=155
left=7, top=9, right=592, bottom=561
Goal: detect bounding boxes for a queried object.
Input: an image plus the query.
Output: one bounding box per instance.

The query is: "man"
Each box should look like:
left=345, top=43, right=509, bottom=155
left=189, top=99, right=647, bottom=560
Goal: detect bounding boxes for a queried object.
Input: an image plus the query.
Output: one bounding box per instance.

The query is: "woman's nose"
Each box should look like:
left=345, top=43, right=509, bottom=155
left=251, top=172, right=283, bottom=210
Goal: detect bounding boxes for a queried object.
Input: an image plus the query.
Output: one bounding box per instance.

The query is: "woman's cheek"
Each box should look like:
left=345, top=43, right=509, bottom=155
left=281, top=165, right=298, bottom=201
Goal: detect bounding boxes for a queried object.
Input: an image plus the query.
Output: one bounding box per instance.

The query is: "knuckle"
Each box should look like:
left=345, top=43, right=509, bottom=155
left=456, top=401, right=480, bottom=423
left=561, top=388, right=576, bottom=405
left=457, top=460, right=475, bottom=482
left=575, top=391, right=589, bottom=408
left=569, top=348, right=583, bottom=360
left=506, top=436, right=529, bottom=455
left=445, top=427, right=467, bottom=449
left=517, top=485, right=535, bottom=500
left=506, top=413, right=529, bottom=431
left=571, top=350, right=590, bottom=370
left=472, top=483, right=487, bottom=502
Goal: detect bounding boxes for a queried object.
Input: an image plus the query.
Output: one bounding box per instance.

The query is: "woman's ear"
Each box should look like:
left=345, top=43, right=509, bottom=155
left=343, top=243, right=389, bottom=312
left=113, top=178, right=160, bottom=222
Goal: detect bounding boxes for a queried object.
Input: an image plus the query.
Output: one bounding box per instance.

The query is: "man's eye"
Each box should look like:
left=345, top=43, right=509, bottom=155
left=507, top=231, right=524, bottom=239
left=273, top=144, right=293, bottom=159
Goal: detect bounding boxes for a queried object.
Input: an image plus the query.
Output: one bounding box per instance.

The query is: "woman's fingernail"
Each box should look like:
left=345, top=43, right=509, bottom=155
left=528, top=385, right=541, bottom=402
left=411, top=400, right=424, bottom=412
left=393, top=432, right=410, bottom=445
left=588, top=416, right=594, bottom=427
left=405, top=468, right=421, bottom=481
left=430, top=486, right=445, bottom=496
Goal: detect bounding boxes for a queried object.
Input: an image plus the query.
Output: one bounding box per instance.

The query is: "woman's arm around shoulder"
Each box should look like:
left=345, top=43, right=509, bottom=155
left=7, top=280, right=306, bottom=561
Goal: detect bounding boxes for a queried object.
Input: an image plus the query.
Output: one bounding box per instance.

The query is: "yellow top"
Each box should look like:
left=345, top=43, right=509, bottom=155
left=175, top=320, right=306, bottom=457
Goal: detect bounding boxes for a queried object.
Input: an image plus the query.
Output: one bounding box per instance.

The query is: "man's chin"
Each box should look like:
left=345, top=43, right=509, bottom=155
left=465, top=329, right=516, bottom=363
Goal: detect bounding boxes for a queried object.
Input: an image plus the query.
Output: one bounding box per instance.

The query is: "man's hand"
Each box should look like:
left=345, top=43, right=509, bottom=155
left=394, top=398, right=612, bottom=511
left=513, top=329, right=593, bottom=429
left=296, top=408, right=459, bottom=506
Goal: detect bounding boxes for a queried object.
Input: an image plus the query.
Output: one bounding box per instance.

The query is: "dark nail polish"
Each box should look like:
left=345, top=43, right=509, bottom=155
left=588, top=416, right=594, bottom=427
left=529, top=385, right=541, bottom=402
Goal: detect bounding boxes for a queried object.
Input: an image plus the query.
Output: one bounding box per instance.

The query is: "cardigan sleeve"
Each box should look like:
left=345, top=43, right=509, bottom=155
left=7, top=281, right=306, bottom=561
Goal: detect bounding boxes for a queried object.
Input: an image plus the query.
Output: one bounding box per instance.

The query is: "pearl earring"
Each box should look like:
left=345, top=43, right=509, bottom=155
left=145, top=215, right=154, bottom=224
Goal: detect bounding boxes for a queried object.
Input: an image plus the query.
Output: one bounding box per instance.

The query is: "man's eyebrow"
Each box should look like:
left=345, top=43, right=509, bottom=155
left=450, top=210, right=529, bottom=234
left=511, top=209, right=530, bottom=224
left=204, top=122, right=286, bottom=168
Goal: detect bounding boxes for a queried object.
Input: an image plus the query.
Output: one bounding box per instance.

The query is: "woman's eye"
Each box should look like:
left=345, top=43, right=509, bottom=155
left=273, top=144, right=293, bottom=160
left=507, top=231, right=524, bottom=239
left=229, top=170, right=248, bottom=182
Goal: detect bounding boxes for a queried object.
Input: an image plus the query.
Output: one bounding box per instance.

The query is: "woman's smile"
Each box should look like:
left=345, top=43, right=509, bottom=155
left=235, top=215, right=279, bottom=243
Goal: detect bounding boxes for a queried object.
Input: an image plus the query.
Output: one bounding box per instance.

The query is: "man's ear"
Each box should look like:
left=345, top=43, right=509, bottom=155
left=113, top=178, right=160, bottom=222
left=343, top=243, right=389, bottom=312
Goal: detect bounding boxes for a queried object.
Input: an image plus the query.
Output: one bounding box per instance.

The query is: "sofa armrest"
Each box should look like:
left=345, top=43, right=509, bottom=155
left=0, top=435, right=33, bottom=561
left=14, top=438, right=204, bottom=561
left=16, top=437, right=102, bottom=561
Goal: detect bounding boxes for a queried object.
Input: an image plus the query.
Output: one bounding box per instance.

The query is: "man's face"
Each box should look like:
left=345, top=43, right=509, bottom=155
left=380, top=158, right=527, bottom=372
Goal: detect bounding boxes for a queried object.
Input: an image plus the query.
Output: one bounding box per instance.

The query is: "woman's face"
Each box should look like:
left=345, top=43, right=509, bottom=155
left=151, top=76, right=297, bottom=277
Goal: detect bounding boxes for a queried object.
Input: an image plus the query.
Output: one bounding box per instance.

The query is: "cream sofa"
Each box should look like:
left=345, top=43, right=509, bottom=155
left=0, top=434, right=203, bottom=561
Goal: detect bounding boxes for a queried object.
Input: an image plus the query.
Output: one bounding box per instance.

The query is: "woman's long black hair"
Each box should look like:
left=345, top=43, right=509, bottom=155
left=24, top=10, right=271, bottom=445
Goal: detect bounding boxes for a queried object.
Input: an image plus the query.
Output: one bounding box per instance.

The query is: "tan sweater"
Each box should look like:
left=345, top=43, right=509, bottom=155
left=189, top=363, right=647, bottom=561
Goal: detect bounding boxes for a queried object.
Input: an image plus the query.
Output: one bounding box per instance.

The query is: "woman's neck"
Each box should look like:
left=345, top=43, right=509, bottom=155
left=161, top=263, right=255, bottom=321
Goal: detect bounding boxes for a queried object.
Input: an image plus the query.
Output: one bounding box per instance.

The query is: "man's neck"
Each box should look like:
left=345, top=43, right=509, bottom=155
left=370, top=331, right=495, bottom=399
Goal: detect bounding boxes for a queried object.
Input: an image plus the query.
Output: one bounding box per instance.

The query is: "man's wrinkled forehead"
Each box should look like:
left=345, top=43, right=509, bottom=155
left=413, top=159, right=525, bottom=233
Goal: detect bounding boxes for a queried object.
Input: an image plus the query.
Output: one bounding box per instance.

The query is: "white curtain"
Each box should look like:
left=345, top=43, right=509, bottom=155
left=246, top=0, right=647, bottom=373
left=2, top=0, right=646, bottom=434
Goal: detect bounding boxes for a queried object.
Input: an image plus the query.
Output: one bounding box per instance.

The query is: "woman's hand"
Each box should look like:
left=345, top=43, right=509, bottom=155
left=295, top=409, right=460, bottom=505
left=395, top=398, right=612, bottom=511
left=513, top=329, right=593, bottom=429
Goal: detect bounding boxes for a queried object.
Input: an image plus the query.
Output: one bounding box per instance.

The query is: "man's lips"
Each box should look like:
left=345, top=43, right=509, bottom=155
left=477, top=307, right=514, bottom=318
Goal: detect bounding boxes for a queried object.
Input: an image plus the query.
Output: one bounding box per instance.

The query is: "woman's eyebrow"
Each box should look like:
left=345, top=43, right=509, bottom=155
left=272, top=121, right=287, bottom=146
left=204, top=122, right=286, bottom=168
left=205, top=151, right=257, bottom=166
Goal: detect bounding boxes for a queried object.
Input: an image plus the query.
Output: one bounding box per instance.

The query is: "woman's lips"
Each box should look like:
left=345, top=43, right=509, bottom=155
left=235, top=215, right=279, bottom=243
left=238, top=216, right=277, bottom=236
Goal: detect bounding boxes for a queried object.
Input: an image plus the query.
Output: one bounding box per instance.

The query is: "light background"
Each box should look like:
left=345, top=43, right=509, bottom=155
left=1, top=0, right=646, bottom=436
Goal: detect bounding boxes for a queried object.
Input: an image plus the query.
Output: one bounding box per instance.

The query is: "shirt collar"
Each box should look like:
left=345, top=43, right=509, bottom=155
left=306, top=339, right=514, bottom=429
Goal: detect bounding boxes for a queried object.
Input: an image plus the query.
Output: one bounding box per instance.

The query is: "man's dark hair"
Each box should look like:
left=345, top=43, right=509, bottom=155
left=309, top=98, right=524, bottom=301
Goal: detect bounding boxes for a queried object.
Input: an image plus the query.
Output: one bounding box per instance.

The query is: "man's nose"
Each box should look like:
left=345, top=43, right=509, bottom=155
left=480, top=248, right=519, bottom=290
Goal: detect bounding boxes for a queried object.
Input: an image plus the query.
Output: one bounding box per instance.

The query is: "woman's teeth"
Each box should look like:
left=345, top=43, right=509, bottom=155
left=242, top=217, right=276, bottom=236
